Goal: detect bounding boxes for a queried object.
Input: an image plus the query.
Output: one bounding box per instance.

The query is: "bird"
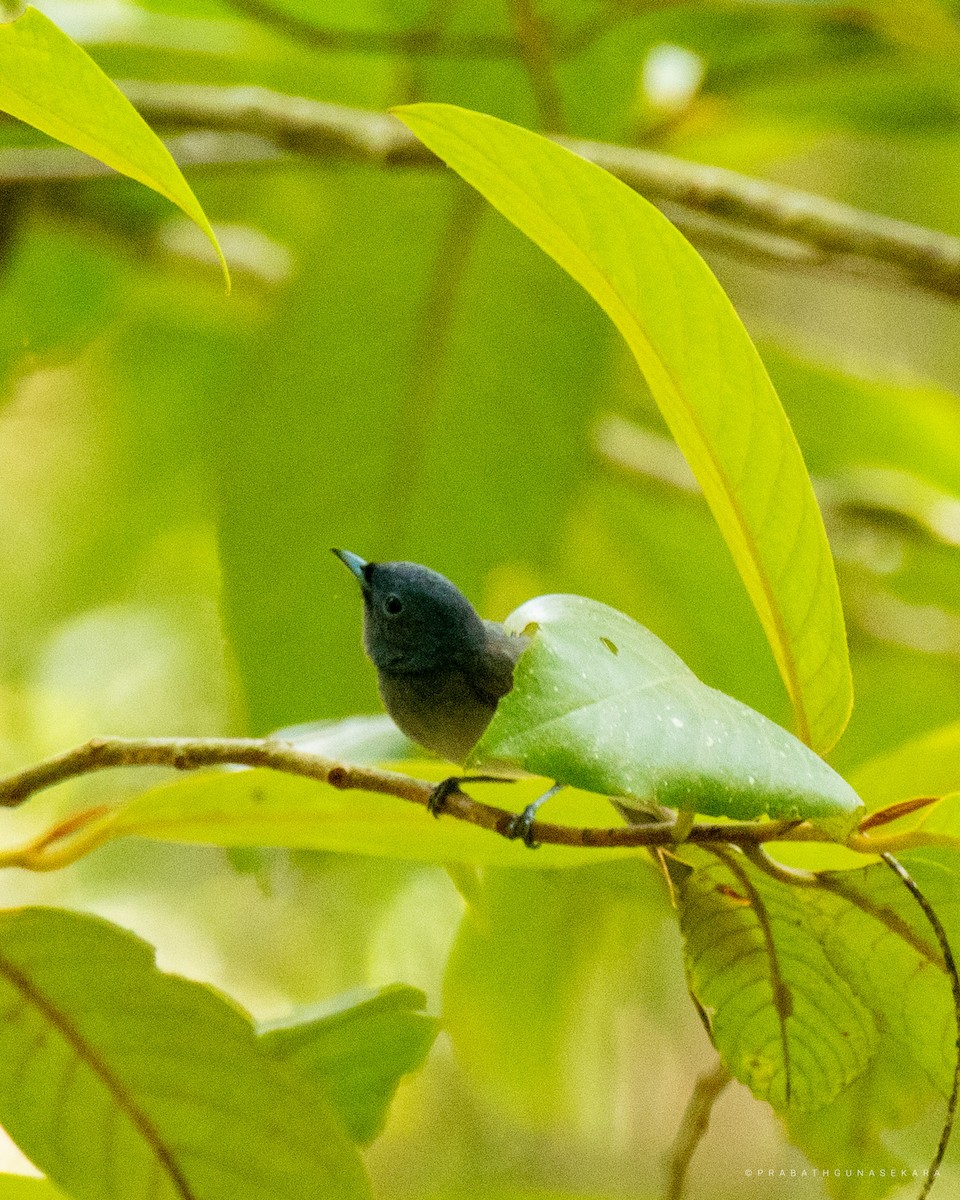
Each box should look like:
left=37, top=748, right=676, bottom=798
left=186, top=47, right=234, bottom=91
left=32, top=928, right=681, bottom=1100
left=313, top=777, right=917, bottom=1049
left=331, top=549, right=549, bottom=841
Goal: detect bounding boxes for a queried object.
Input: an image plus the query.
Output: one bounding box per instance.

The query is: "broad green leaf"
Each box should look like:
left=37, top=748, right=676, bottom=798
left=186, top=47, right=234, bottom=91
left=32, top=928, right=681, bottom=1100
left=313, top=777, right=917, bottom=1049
left=810, top=858, right=955, bottom=1098
left=471, top=595, right=863, bottom=831
left=259, top=984, right=439, bottom=1145
left=785, top=1053, right=937, bottom=1200
left=0, top=907, right=371, bottom=1200
left=850, top=719, right=960, bottom=811
left=784, top=849, right=960, bottom=1196
left=0, top=6, right=227, bottom=284
left=104, top=760, right=635, bottom=868
left=679, top=854, right=878, bottom=1111
left=393, top=102, right=852, bottom=754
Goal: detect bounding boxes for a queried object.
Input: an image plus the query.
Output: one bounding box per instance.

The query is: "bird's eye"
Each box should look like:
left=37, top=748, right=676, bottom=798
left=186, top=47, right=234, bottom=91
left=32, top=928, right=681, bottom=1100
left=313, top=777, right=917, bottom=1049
left=384, top=594, right=403, bottom=616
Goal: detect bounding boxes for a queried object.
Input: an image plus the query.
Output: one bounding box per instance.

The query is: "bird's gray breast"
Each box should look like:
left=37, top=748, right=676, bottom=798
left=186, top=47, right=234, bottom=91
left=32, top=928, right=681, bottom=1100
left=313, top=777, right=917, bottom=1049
left=377, top=667, right=499, bottom=764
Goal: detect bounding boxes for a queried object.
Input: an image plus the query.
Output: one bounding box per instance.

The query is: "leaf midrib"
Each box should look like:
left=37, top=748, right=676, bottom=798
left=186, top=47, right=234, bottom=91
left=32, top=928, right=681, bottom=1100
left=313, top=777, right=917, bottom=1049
left=0, top=948, right=197, bottom=1200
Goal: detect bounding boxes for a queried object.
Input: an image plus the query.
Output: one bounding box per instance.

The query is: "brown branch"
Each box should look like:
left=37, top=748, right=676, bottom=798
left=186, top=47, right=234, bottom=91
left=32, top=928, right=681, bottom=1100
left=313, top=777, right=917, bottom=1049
left=663, top=1058, right=732, bottom=1200
left=0, top=131, right=286, bottom=183
left=0, top=734, right=833, bottom=851
left=104, top=82, right=960, bottom=302
left=4, top=82, right=960, bottom=299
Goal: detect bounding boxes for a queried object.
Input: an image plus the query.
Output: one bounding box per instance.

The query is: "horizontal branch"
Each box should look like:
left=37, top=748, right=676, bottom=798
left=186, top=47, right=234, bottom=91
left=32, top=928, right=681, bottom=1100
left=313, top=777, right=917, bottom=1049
left=3, top=81, right=957, bottom=299
left=98, top=83, right=960, bottom=301
left=0, top=83, right=954, bottom=298
left=0, top=131, right=285, bottom=183
left=0, top=734, right=843, bottom=854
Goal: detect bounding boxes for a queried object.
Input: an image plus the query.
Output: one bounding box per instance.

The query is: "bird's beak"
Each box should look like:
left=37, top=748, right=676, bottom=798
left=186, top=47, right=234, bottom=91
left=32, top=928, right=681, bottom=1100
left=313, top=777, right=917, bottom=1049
left=331, top=548, right=369, bottom=589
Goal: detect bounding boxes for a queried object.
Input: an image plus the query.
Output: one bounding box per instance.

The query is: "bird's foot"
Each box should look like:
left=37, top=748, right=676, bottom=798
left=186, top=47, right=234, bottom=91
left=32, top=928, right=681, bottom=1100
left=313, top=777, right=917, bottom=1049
left=504, top=782, right=565, bottom=849
left=427, top=775, right=510, bottom=818
left=505, top=805, right=541, bottom=849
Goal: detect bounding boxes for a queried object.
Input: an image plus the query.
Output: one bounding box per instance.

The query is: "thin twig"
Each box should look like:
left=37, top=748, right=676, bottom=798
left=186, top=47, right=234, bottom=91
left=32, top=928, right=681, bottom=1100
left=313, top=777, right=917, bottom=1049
left=222, top=0, right=644, bottom=62
left=4, top=82, right=960, bottom=299
left=383, top=184, right=485, bottom=545
left=0, top=734, right=843, bottom=851
left=101, top=82, right=960, bottom=302
left=664, top=1058, right=732, bottom=1200
left=881, top=853, right=960, bottom=1200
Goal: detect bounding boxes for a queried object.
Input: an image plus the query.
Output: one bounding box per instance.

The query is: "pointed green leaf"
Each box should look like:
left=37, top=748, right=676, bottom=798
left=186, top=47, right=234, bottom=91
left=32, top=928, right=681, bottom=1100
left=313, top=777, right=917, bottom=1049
left=393, top=101, right=851, bottom=753
left=0, top=907, right=371, bottom=1200
left=0, top=7, right=227, bottom=285
left=259, top=984, right=439, bottom=1145
left=471, top=595, right=863, bottom=831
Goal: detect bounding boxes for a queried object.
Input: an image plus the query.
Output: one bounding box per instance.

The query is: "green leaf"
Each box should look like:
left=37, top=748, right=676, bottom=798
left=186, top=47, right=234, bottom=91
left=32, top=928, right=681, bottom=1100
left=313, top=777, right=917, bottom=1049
left=0, top=6, right=227, bottom=285
left=680, top=841, right=959, bottom=1179
left=107, top=761, right=635, bottom=868
left=810, top=858, right=955, bottom=1099
left=393, top=101, right=852, bottom=755
left=471, top=595, right=863, bottom=831
left=783, top=850, right=960, bottom=1196
left=259, top=984, right=439, bottom=1145
left=0, top=907, right=371, bottom=1200
left=785, top=1052, right=936, bottom=1200
left=679, top=854, right=878, bottom=1111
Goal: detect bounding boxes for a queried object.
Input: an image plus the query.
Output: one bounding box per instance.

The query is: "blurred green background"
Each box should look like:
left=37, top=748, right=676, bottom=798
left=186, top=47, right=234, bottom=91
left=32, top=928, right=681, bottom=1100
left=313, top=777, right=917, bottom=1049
left=2, top=0, right=960, bottom=1196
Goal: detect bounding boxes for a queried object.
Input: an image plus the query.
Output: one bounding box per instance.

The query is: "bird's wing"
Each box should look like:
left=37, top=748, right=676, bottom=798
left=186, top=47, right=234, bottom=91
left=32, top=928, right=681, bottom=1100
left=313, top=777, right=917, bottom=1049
left=469, top=623, right=529, bottom=705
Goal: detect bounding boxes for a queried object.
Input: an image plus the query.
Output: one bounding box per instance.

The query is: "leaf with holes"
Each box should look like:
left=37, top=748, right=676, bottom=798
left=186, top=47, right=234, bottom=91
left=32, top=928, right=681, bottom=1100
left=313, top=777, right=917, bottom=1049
left=0, top=907, right=371, bottom=1200
left=0, top=7, right=226, bottom=284
left=470, top=595, right=863, bottom=832
left=679, top=853, right=878, bottom=1111
left=259, top=984, right=439, bottom=1145
left=393, top=102, right=851, bottom=755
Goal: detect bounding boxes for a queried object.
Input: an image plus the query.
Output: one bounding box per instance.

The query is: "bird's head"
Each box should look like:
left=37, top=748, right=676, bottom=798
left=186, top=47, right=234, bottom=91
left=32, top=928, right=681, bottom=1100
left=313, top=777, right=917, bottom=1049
left=332, top=550, right=487, bottom=675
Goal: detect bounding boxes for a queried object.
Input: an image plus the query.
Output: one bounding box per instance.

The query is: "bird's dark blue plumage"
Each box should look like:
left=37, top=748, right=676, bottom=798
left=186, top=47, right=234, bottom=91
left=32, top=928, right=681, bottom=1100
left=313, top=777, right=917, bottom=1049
left=332, top=550, right=526, bottom=763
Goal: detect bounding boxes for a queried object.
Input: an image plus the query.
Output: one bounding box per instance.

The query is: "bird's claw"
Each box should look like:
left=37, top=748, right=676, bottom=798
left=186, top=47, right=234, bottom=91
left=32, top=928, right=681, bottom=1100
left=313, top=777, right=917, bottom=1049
left=505, top=805, right=541, bottom=849
left=427, top=777, right=463, bottom=818
left=427, top=774, right=510, bottom=818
